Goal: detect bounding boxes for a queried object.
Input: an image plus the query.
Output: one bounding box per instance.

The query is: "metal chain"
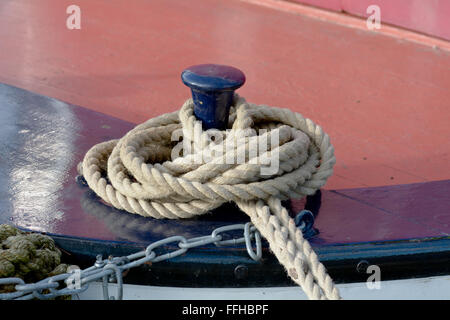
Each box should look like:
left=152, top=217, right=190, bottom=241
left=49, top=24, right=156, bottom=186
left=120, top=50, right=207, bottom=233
left=0, top=222, right=262, bottom=300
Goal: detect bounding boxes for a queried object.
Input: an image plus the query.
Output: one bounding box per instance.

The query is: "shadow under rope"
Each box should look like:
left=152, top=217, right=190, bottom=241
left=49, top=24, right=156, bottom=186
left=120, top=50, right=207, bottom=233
left=78, top=173, right=322, bottom=245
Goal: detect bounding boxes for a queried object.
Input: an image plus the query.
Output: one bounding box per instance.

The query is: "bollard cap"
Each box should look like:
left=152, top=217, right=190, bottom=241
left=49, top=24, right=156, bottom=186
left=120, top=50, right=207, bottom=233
left=181, top=64, right=245, bottom=92
left=181, top=64, right=246, bottom=130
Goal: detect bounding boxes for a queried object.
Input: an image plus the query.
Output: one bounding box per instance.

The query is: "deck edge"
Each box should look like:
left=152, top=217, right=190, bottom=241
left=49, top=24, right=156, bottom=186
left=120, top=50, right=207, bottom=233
left=240, top=0, right=450, bottom=52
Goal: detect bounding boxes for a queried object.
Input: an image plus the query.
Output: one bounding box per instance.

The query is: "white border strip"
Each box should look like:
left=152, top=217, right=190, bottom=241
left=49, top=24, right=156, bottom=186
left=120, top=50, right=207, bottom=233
left=78, top=275, right=450, bottom=300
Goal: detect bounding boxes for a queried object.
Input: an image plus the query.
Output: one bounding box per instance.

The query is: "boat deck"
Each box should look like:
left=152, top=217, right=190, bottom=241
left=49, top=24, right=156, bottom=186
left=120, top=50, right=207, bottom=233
left=0, top=0, right=449, bottom=286
left=1, top=0, right=449, bottom=190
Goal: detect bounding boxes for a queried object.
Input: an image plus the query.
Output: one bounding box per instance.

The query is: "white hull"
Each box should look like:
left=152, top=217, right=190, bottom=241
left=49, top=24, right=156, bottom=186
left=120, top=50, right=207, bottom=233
left=76, top=275, right=450, bottom=300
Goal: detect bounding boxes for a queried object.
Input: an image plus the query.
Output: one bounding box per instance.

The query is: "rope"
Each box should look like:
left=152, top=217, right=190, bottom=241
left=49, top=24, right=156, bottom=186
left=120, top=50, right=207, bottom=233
left=79, top=94, right=340, bottom=300
left=0, top=224, right=69, bottom=294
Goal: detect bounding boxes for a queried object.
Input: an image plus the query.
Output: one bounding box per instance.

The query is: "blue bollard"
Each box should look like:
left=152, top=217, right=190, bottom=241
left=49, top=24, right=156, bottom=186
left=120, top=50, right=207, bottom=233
left=181, top=64, right=245, bottom=130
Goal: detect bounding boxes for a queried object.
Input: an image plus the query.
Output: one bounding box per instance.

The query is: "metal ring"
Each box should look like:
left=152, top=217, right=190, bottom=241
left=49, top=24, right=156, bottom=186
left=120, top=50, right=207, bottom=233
left=102, top=263, right=123, bottom=300
left=244, top=223, right=262, bottom=261
left=145, top=236, right=188, bottom=263
left=178, top=235, right=217, bottom=249
left=211, top=224, right=245, bottom=246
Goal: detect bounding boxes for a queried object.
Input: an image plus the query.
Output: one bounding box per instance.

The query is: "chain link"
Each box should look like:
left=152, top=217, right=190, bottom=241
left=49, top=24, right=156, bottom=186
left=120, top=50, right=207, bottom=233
left=0, top=222, right=262, bottom=300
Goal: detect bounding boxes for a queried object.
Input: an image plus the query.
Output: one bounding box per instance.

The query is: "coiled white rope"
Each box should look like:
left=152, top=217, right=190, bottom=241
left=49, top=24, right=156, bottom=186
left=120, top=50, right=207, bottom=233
left=79, top=94, right=340, bottom=300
